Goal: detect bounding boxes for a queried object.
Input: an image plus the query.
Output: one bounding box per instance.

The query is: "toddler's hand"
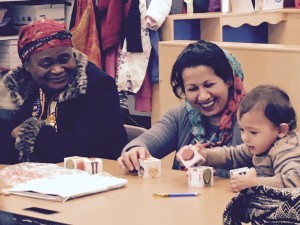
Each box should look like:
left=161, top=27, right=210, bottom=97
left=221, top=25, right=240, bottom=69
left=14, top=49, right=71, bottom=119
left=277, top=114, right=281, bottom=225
left=194, top=142, right=207, bottom=161
left=229, top=168, right=259, bottom=192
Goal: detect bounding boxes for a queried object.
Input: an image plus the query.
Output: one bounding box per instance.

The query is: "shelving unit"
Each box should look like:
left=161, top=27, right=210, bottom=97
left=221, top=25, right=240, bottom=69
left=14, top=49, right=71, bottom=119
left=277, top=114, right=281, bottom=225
left=0, top=0, right=66, bottom=69
left=161, top=8, right=300, bottom=45
left=0, top=35, right=18, bottom=41
left=0, top=0, right=30, bottom=2
left=150, top=8, right=300, bottom=124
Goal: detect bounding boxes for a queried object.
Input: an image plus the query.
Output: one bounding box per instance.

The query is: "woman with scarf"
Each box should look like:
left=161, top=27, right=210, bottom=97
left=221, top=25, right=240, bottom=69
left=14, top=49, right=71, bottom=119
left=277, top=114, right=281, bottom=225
left=118, top=40, right=246, bottom=171
left=0, top=19, right=128, bottom=164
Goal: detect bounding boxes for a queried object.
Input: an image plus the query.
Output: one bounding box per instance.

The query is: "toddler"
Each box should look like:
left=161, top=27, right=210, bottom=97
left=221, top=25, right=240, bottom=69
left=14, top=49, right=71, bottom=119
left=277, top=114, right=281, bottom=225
left=198, top=85, right=300, bottom=192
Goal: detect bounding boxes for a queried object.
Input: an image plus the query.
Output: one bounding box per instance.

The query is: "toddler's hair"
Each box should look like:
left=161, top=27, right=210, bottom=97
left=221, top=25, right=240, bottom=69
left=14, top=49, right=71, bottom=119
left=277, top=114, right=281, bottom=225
left=238, top=85, right=297, bottom=130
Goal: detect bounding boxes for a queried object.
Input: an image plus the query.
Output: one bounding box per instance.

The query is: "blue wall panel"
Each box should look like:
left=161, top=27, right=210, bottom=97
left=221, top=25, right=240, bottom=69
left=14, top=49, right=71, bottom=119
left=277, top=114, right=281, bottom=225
left=223, top=22, right=268, bottom=43
left=172, top=20, right=268, bottom=44
left=174, top=20, right=201, bottom=40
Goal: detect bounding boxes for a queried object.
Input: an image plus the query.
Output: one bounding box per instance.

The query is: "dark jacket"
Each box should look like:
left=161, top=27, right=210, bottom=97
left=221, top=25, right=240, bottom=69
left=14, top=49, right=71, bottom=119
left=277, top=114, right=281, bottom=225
left=0, top=50, right=128, bottom=164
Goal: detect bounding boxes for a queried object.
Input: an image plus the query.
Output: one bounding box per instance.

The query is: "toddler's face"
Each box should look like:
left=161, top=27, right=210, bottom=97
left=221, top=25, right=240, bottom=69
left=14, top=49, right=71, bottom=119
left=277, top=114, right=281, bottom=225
left=237, top=109, right=280, bottom=155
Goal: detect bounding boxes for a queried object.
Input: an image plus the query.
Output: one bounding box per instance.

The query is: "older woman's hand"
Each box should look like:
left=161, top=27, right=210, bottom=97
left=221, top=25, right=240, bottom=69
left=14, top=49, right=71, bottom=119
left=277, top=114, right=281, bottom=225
left=117, top=147, right=152, bottom=171
left=11, top=125, right=22, bottom=139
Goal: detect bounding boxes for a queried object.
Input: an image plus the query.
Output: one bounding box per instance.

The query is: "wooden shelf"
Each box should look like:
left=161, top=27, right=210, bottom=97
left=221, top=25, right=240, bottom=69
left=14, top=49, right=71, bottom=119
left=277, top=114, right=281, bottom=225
left=0, top=36, right=18, bottom=41
left=161, top=8, right=300, bottom=45
left=0, top=0, right=30, bottom=2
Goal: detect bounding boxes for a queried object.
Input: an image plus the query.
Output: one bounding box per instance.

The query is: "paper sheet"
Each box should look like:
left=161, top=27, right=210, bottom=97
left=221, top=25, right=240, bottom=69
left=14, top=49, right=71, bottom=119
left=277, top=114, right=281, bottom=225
left=3, top=174, right=127, bottom=201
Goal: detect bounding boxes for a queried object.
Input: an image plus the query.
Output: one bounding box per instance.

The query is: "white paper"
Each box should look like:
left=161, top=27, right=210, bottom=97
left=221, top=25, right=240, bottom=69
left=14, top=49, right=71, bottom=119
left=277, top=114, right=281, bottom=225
left=3, top=174, right=127, bottom=201
left=230, top=0, right=254, bottom=12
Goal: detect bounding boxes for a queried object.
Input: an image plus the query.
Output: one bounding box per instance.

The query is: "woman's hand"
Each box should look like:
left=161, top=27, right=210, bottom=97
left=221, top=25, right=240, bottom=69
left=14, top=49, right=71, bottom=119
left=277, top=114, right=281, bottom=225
left=117, top=147, right=152, bottom=171
left=11, top=125, right=22, bottom=139
left=229, top=168, right=259, bottom=192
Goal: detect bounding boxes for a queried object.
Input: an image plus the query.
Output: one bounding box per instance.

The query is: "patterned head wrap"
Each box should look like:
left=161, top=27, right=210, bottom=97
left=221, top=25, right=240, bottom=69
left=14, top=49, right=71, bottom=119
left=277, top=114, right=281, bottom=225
left=186, top=49, right=246, bottom=148
left=18, top=19, right=73, bottom=63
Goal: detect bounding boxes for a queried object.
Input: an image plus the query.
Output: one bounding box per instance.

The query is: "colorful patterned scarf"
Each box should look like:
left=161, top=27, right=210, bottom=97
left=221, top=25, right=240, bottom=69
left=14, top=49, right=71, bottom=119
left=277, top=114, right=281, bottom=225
left=32, top=89, right=58, bottom=131
left=186, top=50, right=246, bottom=147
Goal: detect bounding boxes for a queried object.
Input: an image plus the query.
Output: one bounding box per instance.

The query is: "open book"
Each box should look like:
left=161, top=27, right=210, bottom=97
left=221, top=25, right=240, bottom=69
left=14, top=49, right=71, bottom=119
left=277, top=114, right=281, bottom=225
left=2, top=173, right=127, bottom=202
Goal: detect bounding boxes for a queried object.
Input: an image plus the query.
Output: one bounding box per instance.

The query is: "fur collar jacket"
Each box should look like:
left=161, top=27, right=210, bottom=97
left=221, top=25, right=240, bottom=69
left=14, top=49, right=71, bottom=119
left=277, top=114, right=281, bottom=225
left=0, top=50, right=128, bottom=163
left=0, top=49, right=88, bottom=110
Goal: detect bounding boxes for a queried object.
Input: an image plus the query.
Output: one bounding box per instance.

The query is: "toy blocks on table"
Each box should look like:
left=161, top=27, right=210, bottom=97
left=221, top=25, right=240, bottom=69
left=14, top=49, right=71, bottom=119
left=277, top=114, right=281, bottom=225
left=229, top=167, right=250, bottom=177
left=138, top=158, right=161, bottom=178
left=83, top=158, right=103, bottom=175
left=64, top=156, right=87, bottom=170
left=64, top=156, right=103, bottom=175
left=188, top=166, right=214, bottom=187
left=176, top=145, right=205, bottom=169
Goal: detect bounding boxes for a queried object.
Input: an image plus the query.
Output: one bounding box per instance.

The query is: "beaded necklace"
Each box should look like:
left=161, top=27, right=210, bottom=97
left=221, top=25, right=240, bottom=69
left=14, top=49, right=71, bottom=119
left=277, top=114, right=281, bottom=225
left=32, top=88, right=58, bottom=131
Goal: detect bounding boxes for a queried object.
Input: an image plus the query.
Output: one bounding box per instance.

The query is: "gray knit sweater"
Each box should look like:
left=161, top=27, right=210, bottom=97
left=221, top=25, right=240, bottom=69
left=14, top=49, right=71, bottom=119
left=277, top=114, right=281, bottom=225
left=205, top=131, right=300, bottom=188
left=123, top=104, right=242, bottom=169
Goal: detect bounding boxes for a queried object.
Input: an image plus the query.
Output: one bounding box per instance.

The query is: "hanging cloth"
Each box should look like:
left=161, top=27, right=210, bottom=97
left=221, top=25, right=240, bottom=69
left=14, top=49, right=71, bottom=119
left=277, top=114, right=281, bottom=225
left=125, top=0, right=143, bottom=53
left=70, top=0, right=102, bottom=68
left=97, top=0, right=123, bottom=52
left=116, top=0, right=152, bottom=94
left=184, top=0, right=194, bottom=13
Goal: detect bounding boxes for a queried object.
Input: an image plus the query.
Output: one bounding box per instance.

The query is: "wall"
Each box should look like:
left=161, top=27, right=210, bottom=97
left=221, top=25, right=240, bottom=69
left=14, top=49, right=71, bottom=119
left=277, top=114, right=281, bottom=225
left=152, top=41, right=300, bottom=124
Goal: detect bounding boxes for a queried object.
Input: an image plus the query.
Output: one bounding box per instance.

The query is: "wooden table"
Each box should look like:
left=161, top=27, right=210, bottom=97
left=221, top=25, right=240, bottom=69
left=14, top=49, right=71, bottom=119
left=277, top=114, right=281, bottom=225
left=0, top=160, right=236, bottom=225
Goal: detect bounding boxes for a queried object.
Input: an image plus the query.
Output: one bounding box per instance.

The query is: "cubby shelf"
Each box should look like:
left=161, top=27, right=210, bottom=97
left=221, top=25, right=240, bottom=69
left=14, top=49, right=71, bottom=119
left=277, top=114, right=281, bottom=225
left=0, top=35, right=18, bottom=41
left=161, top=8, right=300, bottom=45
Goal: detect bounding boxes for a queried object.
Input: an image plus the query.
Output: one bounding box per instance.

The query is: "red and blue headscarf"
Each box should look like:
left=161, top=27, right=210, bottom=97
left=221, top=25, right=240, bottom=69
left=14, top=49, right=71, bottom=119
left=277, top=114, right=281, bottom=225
left=18, top=19, right=73, bottom=63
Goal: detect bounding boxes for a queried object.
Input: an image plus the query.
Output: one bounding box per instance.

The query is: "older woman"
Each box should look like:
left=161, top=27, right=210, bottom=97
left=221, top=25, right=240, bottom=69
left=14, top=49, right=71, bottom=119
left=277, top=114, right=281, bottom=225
left=118, top=40, right=246, bottom=171
left=0, top=19, right=128, bottom=164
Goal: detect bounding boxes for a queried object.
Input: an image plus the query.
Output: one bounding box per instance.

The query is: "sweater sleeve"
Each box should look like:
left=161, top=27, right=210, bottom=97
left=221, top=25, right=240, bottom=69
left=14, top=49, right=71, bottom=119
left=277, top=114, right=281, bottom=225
left=122, top=106, right=181, bottom=159
left=205, top=144, right=253, bottom=170
left=257, top=140, right=300, bottom=188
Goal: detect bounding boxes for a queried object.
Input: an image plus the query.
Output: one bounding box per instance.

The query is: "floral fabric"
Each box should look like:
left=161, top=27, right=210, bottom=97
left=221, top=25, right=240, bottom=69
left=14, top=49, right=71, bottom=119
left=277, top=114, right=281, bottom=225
left=70, top=0, right=102, bottom=68
left=116, top=0, right=152, bottom=94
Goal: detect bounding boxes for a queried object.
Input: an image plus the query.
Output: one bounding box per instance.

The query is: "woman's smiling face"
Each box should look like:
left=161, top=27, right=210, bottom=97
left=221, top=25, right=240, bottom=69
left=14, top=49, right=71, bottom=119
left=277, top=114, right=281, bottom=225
left=183, top=65, right=230, bottom=124
left=24, top=46, right=76, bottom=92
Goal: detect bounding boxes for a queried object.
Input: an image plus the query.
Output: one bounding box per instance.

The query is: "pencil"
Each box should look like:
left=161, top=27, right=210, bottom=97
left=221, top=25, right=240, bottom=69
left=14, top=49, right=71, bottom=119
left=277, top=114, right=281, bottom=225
left=153, top=192, right=201, bottom=198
